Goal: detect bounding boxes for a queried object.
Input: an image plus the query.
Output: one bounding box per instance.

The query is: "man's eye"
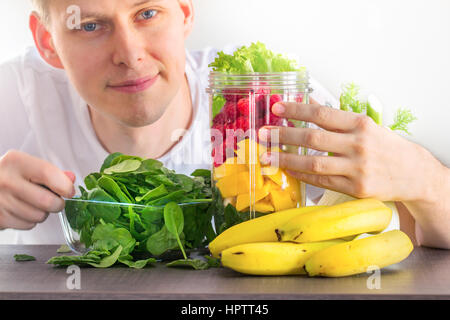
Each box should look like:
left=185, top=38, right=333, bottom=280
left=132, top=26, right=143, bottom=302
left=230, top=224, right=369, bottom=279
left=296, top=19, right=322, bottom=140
left=139, top=9, right=157, bottom=20
left=82, top=23, right=99, bottom=32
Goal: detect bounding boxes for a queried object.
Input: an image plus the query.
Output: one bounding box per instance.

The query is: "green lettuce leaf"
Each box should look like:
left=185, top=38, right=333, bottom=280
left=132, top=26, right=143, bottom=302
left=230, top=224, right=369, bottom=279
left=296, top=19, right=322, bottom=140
left=209, top=42, right=304, bottom=74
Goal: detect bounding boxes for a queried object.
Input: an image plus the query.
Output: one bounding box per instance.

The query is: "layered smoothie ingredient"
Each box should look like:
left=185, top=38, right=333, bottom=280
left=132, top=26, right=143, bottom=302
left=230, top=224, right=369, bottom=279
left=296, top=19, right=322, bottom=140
left=208, top=42, right=308, bottom=215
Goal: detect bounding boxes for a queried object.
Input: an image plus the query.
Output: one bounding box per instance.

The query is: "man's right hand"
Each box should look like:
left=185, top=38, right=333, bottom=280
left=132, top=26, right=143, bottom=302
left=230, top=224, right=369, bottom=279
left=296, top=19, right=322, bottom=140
left=0, top=150, right=75, bottom=230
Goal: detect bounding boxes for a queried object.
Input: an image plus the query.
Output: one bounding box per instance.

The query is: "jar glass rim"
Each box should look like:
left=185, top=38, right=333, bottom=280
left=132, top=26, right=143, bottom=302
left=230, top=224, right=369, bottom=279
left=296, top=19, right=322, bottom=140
left=207, top=70, right=310, bottom=92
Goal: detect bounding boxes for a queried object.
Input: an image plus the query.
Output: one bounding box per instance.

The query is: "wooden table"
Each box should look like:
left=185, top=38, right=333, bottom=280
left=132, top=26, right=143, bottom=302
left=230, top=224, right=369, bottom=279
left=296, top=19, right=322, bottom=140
left=0, top=245, right=449, bottom=300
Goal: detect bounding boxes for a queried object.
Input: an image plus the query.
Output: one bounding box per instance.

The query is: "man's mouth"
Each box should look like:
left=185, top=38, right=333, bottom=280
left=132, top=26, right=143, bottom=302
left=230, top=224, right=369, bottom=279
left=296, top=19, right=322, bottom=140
left=108, top=74, right=159, bottom=94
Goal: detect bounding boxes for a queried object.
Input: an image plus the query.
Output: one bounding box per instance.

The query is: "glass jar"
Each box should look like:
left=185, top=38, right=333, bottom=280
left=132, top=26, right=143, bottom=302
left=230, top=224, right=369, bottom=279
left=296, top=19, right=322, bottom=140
left=206, top=71, right=311, bottom=220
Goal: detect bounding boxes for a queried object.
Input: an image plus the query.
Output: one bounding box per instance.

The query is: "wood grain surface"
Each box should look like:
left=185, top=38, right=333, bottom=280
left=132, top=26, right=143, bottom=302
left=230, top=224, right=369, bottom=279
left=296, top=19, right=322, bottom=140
left=0, top=245, right=449, bottom=300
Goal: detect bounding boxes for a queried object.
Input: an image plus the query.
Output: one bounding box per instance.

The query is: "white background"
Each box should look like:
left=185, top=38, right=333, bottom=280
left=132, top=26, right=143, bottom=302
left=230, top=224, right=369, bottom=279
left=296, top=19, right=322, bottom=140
left=0, top=0, right=449, bottom=242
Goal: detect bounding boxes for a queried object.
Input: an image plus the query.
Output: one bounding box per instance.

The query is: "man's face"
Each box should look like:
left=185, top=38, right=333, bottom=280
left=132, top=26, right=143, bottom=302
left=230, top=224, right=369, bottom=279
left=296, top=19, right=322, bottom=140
left=47, top=0, right=193, bottom=127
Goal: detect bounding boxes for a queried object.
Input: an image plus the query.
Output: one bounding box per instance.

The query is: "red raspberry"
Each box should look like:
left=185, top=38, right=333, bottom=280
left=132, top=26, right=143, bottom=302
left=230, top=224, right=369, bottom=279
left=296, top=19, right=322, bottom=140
left=212, top=112, right=226, bottom=125
left=237, top=98, right=250, bottom=117
left=255, top=88, right=271, bottom=104
left=235, top=116, right=250, bottom=133
left=270, top=94, right=283, bottom=107
left=223, top=101, right=238, bottom=121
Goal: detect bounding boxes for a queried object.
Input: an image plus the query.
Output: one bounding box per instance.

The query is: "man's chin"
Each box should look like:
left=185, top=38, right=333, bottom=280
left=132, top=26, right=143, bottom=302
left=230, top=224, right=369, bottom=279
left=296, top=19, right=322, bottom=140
left=112, top=116, right=153, bottom=128
left=116, top=110, right=167, bottom=128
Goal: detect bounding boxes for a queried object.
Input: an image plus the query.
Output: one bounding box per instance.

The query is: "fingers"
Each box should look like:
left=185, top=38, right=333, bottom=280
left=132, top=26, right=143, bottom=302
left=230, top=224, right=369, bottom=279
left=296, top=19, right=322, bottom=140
left=17, top=153, right=75, bottom=199
left=0, top=151, right=75, bottom=230
left=0, top=209, right=37, bottom=230
left=272, top=101, right=371, bottom=133
left=286, top=170, right=354, bottom=196
left=261, top=152, right=352, bottom=176
left=0, top=192, right=49, bottom=224
left=12, top=181, right=66, bottom=213
left=259, top=126, right=353, bottom=154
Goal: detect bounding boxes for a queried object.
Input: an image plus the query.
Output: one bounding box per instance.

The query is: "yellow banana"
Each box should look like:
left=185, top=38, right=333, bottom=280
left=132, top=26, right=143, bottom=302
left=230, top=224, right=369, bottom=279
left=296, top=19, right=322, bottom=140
left=221, top=240, right=345, bottom=276
left=276, top=198, right=392, bottom=243
left=317, top=189, right=356, bottom=206
left=304, top=230, right=414, bottom=277
left=208, top=206, right=326, bottom=258
left=318, top=189, right=400, bottom=237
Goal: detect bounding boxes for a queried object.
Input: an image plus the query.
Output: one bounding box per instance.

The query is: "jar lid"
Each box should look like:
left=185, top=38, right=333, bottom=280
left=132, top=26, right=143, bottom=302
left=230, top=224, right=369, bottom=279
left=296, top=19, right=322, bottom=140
left=206, top=71, right=310, bottom=94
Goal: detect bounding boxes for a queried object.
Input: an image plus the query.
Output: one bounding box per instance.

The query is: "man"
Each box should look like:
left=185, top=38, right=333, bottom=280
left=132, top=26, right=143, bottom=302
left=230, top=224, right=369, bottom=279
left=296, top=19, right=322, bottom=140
left=0, top=0, right=449, bottom=248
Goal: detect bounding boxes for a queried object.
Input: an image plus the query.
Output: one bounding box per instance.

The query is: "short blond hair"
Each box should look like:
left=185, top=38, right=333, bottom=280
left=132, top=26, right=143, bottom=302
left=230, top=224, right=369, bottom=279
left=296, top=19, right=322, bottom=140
left=30, top=0, right=50, bottom=24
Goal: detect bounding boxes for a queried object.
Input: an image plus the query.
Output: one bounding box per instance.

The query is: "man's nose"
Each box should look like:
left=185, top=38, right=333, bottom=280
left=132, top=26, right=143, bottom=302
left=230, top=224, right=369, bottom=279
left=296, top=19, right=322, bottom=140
left=111, top=26, right=146, bottom=69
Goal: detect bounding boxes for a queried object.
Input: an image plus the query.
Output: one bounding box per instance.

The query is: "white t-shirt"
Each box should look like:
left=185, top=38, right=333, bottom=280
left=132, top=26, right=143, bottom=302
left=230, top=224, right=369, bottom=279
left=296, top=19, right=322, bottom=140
left=0, top=46, right=395, bottom=244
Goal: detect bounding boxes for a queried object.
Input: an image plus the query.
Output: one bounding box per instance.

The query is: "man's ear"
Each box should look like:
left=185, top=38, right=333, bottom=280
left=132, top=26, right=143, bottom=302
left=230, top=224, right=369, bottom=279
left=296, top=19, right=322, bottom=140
left=178, top=0, right=194, bottom=39
left=29, top=12, right=64, bottom=69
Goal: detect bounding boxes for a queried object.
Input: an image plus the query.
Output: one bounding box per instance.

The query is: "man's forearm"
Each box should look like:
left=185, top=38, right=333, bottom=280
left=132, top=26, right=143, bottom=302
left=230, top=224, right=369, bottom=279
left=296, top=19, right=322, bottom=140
left=402, top=164, right=450, bottom=249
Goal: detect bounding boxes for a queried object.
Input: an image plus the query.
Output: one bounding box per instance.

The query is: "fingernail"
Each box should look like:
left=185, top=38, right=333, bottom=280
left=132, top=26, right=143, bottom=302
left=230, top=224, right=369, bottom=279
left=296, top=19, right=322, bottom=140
left=260, top=152, right=271, bottom=165
left=258, top=127, right=270, bottom=141
left=272, top=103, right=285, bottom=115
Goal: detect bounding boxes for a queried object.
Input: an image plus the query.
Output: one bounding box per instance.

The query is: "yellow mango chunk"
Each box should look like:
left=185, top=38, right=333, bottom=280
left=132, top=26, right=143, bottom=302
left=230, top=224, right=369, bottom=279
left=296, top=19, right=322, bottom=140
left=236, top=139, right=266, bottom=164
left=235, top=139, right=264, bottom=189
left=264, top=168, right=302, bottom=204
left=235, top=184, right=270, bottom=212
left=216, top=171, right=250, bottom=198
left=260, top=144, right=284, bottom=183
left=285, top=173, right=301, bottom=203
left=254, top=199, right=275, bottom=213
left=263, top=166, right=284, bottom=186
left=213, top=157, right=247, bottom=180
left=266, top=180, right=296, bottom=211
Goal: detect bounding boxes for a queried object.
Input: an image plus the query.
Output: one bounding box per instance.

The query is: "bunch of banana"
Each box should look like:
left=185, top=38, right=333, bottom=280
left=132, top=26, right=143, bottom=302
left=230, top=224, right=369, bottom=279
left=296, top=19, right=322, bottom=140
left=209, top=197, right=414, bottom=277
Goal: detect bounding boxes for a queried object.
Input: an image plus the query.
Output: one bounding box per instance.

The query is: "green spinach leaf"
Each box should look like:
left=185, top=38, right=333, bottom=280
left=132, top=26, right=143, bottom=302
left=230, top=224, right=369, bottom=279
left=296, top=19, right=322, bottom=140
left=104, top=159, right=142, bottom=175
left=98, top=176, right=132, bottom=203
left=118, top=256, right=157, bottom=269
left=14, top=254, right=36, bottom=262
left=166, top=259, right=210, bottom=270
left=164, top=202, right=187, bottom=260
left=146, top=225, right=182, bottom=256
left=100, top=152, right=123, bottom=173
left=88, top=245, right=123, bottom=268
left=91, top=224, right=136, bottom=256
left=135, top=184, right=168, bottom=203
